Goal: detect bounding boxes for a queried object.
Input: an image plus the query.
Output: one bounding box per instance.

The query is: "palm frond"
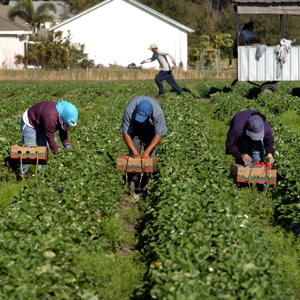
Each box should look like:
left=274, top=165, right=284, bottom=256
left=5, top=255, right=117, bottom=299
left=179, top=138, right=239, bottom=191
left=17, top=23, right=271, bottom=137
left=35, top=3, right=57, bottom=17
left=34, top=12, right=56, bottom=24
left=8, top=0, right=34, bottom=23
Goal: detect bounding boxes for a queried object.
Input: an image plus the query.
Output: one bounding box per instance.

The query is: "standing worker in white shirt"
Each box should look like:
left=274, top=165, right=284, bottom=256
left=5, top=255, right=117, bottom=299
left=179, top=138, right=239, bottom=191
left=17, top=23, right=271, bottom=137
left=242, top=22, right=256, bottom=45
left=140, top=43, right=184, bottom=98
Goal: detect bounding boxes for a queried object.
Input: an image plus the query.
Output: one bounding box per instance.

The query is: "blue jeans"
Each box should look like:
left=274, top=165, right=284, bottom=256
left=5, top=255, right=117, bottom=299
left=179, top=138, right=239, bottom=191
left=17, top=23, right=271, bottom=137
left=235, top=139, right=264, bottom=166
left=20, top=119, right=48, bottom=175
left=127, top=130, right=155, bottom=183
left=155, top=70, right=183, bottom=94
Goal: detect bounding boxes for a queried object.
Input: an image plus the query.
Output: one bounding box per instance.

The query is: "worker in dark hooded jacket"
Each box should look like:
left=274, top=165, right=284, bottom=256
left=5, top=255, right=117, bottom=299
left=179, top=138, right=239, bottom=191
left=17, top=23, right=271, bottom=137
left=226, top=110, right=275, bottom=165
left=20, top=100, right=78, bottom=176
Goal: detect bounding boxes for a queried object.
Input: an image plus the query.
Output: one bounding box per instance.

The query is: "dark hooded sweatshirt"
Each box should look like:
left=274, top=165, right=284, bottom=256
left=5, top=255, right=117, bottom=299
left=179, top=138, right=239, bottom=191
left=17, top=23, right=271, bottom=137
left=226, top=110, right=275, bottom=159
left=27, top=101, right=69, bottom=153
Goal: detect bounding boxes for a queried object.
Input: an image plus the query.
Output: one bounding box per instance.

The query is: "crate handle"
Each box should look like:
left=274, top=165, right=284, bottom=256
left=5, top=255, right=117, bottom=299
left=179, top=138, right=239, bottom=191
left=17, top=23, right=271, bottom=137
left=128, top=155, right=149, bottom=173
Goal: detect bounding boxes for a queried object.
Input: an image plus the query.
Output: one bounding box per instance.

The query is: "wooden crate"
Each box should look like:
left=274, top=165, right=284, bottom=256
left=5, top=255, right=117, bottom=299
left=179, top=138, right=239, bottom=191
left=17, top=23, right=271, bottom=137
left=229, top=163, right=277, bottom=185
left=11, top=145, right=48, bottom=165
left=116, top=155, right=157, bottom=173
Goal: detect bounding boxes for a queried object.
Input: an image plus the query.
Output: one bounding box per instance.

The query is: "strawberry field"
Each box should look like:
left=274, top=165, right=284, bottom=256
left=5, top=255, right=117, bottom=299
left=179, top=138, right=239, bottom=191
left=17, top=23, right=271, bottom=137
left=0, top=81, right=300, bottom=299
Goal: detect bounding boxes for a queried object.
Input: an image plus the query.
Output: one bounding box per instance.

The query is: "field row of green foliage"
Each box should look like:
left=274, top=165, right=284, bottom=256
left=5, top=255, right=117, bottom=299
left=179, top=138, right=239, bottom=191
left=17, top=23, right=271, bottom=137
left=0, top=81, right=300, bottom=299
left=193, top=81, right=300, bottom=229
left=134, top=92, right=295, bottom=299
left=0, top=82, right=153, bottom=299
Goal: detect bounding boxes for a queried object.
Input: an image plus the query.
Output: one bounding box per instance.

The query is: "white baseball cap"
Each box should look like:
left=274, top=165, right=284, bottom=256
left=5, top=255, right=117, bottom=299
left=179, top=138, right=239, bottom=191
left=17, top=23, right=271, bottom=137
left=148, top=43, right=158, bottom=50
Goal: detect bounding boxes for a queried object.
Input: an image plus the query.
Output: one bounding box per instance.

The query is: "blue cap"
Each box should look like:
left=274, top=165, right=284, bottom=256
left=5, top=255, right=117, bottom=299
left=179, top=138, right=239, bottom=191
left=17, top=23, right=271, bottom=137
left=56, top=101, right=78, bottom=126
left=246, top=115, right=264, bottom=140
left=135, top=100, right=153, bottom=123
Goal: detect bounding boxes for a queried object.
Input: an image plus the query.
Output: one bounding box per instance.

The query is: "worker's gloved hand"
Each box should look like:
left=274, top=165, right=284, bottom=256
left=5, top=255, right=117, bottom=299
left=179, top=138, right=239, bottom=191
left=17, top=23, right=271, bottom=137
left=64, top=144, right=72, bottom=149
left=267, top=154, right=274, bottom=165
left=241, top=153, right=252, bottom=163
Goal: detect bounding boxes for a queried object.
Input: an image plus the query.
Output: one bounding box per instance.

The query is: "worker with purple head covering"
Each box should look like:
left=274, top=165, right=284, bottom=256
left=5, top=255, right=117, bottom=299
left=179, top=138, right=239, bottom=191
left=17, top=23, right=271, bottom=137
left=20, top=100, right=78, bottom=176
left=226, top=110, right=275, bottom=166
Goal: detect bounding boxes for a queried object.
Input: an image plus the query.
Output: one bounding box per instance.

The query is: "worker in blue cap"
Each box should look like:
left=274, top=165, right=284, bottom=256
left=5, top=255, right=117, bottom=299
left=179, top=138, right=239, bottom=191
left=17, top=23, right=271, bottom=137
left=122, top=96, right=167, bottom=192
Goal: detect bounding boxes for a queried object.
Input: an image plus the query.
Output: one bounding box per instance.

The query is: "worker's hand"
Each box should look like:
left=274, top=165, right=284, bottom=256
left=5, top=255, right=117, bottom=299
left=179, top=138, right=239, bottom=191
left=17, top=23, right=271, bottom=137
left=174, top=62, right=176, bottom=66
left=241, top=153, right=252, bottom=163
left=140, top=61, right=144, bottom=65
left=131, top=151, right=140, bottom=159
left=64, top=144, right=72, bottom=149
left=267, top=154, right=274, bottom=165
left=141, top=151, right=150, bottom=159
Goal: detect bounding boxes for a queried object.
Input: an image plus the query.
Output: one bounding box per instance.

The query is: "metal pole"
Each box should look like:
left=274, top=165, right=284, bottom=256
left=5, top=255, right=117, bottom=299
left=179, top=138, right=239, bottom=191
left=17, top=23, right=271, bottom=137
left=280, top=15, right=284, bottom=39
left=235, top=5, right=239, bottom=46
left=235, top=4, right=239, bottom=80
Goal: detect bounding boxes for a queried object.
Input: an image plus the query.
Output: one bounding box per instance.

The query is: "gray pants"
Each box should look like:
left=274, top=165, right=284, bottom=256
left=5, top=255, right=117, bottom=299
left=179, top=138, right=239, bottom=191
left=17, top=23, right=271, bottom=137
left=127, top=130, right=155, bottom=183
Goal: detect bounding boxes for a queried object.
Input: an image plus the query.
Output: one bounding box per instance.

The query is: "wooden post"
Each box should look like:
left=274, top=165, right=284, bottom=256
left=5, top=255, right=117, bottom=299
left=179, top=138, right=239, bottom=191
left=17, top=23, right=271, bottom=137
left=217, top=49, right=221, bottom=70
left=201, top=50, right=204, bottom=70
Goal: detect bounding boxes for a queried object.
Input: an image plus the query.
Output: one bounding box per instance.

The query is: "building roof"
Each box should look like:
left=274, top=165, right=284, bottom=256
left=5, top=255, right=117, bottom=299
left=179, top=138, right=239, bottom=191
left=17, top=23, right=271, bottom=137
left=8, top=1, right=65, bottom=21
left=232, top=0, right=300, bottom=15
left=0, top=5, right=31, bottom=33
left=50, top=0, right=194, bottom=32
left=232, top=0, right=300, bottom=3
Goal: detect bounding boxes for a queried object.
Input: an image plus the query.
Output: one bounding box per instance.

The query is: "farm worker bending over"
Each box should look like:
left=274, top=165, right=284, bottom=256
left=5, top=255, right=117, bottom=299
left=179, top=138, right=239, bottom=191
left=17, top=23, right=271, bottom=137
left=20, top=101, right=78, bottom=176
left=122, top=96, right=167, bottom=191
left=140, top=43, right=184, bottom=98
left=226, top=110, right=275, bottom=166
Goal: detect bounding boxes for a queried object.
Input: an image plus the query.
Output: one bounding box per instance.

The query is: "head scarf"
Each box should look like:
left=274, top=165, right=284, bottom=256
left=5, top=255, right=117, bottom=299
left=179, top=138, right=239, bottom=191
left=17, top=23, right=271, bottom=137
left=56, top=101, right=78, bottom=126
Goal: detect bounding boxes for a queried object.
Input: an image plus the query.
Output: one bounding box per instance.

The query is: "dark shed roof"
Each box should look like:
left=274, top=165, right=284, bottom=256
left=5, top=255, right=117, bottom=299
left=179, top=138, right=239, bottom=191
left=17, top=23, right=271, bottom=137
left=232, top=0, right=300, bottom=3
left=232, top=0, right=300, bottom=15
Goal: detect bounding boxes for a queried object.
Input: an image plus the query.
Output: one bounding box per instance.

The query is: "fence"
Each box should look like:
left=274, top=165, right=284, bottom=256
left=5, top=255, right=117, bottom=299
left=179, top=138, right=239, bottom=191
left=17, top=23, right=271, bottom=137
left=0, top=67, right=237, bottom=81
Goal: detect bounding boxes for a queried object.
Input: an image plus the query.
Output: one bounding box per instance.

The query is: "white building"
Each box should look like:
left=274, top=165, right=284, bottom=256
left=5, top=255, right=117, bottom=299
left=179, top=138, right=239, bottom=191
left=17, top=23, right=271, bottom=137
left=50, top=0, right=194, bottom=69
left=0, top=5, right=31, bottom=69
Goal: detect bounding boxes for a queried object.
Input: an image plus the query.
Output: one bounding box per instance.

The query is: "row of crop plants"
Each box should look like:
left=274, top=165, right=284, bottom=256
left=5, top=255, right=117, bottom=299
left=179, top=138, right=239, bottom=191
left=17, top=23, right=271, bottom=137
left=0, top=82, right=161, bottom=299
left=135, top=93, right=293, bottom=299
left=1, top=80, right=299, bottom=298
left=0, top=82, right=120, bottom=181
left=205, top=83, right=300, bottom=230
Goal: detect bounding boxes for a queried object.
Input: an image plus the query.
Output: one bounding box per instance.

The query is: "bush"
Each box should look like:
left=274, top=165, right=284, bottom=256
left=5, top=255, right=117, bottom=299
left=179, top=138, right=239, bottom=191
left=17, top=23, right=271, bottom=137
left=15, top=30, right=92, bottom=70
left=231, top=81, right=260, bottom=99
left=194, top=81, right=230, bottom=98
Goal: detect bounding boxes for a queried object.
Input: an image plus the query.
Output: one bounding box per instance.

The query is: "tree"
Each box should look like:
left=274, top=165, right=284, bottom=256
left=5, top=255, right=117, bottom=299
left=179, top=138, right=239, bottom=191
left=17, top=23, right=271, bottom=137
left=59, top=0, right=100, bottom=16
left=8, top=0, right=57, bottom=38
left=189, top=32, right=234, bottom=67
left=14, top=30, right=91, bottom=70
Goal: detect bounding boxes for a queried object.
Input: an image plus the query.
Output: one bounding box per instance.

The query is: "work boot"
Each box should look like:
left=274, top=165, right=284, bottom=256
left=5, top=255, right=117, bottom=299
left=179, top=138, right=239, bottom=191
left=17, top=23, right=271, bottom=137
left=130, top=182, right=135, bottom=194
left=130, top=180, right=140, bottom=194
left=156, top=93, right=165, bottom=98
left=140, top=173, right=151, bottom=192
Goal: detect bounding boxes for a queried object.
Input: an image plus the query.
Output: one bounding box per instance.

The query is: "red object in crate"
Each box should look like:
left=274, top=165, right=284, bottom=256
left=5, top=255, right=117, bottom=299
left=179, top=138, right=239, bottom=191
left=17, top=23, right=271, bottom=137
left=10, top=145, right=48, bottom=165
left=116, top=155, right=157, bottom=173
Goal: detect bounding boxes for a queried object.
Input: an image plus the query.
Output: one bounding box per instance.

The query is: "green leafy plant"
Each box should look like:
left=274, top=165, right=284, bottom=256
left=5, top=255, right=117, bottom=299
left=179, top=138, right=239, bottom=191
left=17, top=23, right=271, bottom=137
left=15, top=31, right=91, bottom=69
